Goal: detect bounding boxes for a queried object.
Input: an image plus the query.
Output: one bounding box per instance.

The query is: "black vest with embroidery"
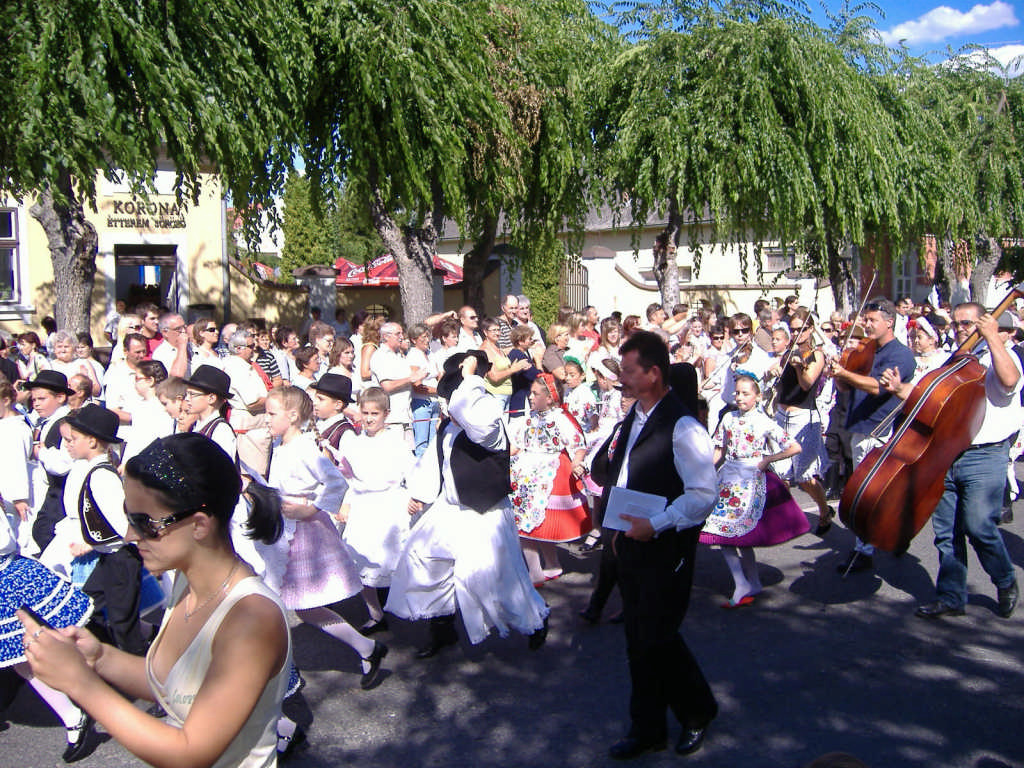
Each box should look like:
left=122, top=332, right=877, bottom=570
left=593, top=392, right=688, bottom=505
left=78, top=463, right=121, bottom=547
left=436, top=418, right=511, bottom=514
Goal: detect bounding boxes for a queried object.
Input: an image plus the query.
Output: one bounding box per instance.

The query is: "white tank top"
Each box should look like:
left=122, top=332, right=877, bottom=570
left=146, top=575, right=291, bottom=768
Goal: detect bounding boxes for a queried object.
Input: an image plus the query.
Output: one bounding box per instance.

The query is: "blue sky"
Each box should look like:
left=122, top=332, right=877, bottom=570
left=860, top=1, right=1023, bottom=69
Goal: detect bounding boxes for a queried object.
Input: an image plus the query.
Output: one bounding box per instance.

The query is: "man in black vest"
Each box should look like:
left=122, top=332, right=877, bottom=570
left=385, top=351, right=549, bottom=658
left=591, top=331, right=719, bottom=760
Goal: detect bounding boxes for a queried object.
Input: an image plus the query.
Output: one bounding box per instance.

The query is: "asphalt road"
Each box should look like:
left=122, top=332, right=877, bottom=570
left=3, top=487, right=1023, bottom=768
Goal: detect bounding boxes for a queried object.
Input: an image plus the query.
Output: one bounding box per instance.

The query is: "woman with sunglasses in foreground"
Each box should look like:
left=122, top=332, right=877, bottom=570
left=18, top=433, right=291, bottom=768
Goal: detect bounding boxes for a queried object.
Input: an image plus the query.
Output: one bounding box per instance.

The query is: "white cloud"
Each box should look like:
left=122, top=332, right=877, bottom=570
left=943, top=43, right=1024, bottom=75
left=880, top=1, right=1018, bottom=46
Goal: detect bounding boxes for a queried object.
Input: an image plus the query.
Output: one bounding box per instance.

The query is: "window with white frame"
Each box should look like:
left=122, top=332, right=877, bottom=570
left=892, top=250, right=919, bottom=300
left=0, top=209, right=17, bottom=303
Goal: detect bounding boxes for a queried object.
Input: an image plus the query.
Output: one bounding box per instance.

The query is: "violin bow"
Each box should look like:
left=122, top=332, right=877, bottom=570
left=838, top=272, right=877, bottom=354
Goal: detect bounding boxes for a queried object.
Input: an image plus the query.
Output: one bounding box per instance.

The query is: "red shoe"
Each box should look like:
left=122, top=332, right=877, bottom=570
left=721, top=595, right=756, bottom=609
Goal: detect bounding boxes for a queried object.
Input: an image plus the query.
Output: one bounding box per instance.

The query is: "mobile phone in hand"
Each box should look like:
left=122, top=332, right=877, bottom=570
left=20, top=604, right=54, bottom=630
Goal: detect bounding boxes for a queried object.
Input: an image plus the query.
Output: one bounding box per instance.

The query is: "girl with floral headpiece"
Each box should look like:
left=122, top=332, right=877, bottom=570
left=510, top=373, right=591, bottom=584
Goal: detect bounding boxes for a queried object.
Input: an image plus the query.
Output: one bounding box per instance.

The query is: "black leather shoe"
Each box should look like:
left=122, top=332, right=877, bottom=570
left=360, top=617, right=389, bottom=635
left=415, top=622, right=458, bottom=659
left=277, top=725, right=307, bottom=761
left=62, top=713, right=95, bottom=763
left=997, top=581, right=1019, bottom=618
left=915, top=601, right=966, bottom=619
left=999, top=506, right=1014, bottom=525
left=578, top=606, right=600, bottom=624
left=676, top=727, right=707, bottom=755
left=815, top=506, right=836, bottom=536
left=360, top=640, right=388, bottom=689
left=608, top=736, right=667, bottom=760
left=528, top=615, right=549, bottom=651
left=836, top=553, right=873, bottom=574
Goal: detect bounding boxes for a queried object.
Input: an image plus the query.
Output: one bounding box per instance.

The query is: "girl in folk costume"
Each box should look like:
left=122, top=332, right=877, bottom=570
left=1, top=500, right=97, bottom=762
left=335, top=388, right=413, bottom=633
left=700, top=373, right=810, bottom=607
left=563, top=358, right=599, bottom=434
left=511, top=373, right=591, bottom=584
left=263, top=385, right=387, bottom=689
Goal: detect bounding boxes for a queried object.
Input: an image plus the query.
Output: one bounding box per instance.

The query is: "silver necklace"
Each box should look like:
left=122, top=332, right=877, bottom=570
left=184, top=559, right=240, bottom=623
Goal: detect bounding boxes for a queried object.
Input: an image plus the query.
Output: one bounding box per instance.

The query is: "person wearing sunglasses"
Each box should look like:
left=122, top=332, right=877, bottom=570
left=190, top=320, right=224, bottom=371
left=19, top=433, right=291, bottom=768
left=715, top=313, right=771, bottom=431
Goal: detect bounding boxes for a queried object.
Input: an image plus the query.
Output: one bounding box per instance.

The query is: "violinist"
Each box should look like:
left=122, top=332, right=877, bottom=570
left=772, top=310, right=834, bottom=535
left=880, top=306, right=1020, bottom=619
left=828, top=298, right=915, bottom=573
left=717, top=313, right=772, bottom=428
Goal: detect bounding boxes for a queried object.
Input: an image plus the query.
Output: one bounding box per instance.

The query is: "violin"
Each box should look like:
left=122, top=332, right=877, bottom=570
left=837, top=337, right=877, bottom=377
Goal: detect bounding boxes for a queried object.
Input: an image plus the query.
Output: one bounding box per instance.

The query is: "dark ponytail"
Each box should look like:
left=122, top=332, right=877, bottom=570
left=242, top=482, right=284, bottom=545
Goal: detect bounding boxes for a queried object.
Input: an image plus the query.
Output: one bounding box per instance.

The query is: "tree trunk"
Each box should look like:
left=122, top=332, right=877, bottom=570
left=29, top=174, right=97, bottom=334
left=369, top=188, right=436, bottom=326
left=653, top=198, right=681, bottom=309
left=462, top=213, right=498, bottom=316
left=826, top=236, right=854, bottom=317
left=969, top=234, right=1002, bottom=307
left=941, top=234, right=970, bottom=306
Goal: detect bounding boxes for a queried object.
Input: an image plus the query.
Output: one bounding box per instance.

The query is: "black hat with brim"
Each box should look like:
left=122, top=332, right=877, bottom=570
left=64, top=403, right=122, bottom=444
left=436, top=350, right=492, bottom=402
left=24, top=370, right=74, bottom=396
left=182, top=365, right=232, bottom=400
left=308, top=373, right=353, bottom=404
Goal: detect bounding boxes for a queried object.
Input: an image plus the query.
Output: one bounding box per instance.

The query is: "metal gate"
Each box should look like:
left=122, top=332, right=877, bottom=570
left=559, top=260, right=589, bottom=310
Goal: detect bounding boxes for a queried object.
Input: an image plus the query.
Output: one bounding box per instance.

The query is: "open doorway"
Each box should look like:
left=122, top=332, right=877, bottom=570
left=114, top=244, right=178, bottom=310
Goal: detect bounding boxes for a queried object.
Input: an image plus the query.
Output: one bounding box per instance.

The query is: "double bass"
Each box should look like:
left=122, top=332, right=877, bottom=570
left=839, top=285, right=1024, bottom=554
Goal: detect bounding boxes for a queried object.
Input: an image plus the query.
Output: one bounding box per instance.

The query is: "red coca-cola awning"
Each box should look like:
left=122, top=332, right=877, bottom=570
left=334, top=254, right=463, bottom=286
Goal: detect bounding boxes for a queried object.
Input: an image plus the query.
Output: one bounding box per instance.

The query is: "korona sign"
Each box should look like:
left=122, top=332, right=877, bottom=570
left=105, top=198, right=187, bottom=230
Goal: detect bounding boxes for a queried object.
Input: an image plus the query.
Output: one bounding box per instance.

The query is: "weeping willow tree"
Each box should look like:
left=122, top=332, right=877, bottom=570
left=1, top=0, right=307, bottom=331
left=904, top=50, right=1024, bottom=303
left=591, top=9, right=941, bottom=310
left=300, top=0, right=533, bottom=325
left=458, top=1, right=617, bottom=313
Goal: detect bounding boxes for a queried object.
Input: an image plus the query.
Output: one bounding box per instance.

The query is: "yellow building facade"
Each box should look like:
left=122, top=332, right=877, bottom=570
left=1, top=170, right=307, bottom=344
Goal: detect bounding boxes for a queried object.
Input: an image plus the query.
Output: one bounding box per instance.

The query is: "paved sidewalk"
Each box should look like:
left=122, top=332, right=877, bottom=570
left=3, top=490, right=1023, bottom=768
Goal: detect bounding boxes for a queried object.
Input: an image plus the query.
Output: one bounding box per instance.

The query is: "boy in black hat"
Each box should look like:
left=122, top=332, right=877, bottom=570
left=25, top=370, right=74, bottom=554
left=181, top=365, right=237, bottom=460
left=58, top=404, right=147, bottom=654
left=308, top=373, right=357, bottom=464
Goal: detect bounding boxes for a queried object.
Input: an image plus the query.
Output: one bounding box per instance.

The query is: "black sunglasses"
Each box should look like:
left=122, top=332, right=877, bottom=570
left=730, top=327, right=752, bottom=335
left=127, top=507, right=205, bottom=539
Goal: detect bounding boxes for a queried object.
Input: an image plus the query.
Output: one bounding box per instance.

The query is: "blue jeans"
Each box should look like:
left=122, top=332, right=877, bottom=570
left=931, top=439, right=1016, bottom=608
left=411, top=398, right=439, bottom=457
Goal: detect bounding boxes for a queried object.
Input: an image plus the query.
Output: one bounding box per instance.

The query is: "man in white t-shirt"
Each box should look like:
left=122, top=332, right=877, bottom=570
left=455, top=306, right=482, bottom=351
left=151, top=312, right=190, bottom=377
left=222, top=330, right=272, bottom=474
left=370, top=322, right=427, bottom=442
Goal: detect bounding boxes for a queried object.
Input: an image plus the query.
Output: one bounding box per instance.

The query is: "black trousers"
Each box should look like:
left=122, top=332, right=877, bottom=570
left=83, top=546, right=148, bottom=655
left=617, top=526, right=717, bottom=741
left=31, top=490, right=64, bottom=553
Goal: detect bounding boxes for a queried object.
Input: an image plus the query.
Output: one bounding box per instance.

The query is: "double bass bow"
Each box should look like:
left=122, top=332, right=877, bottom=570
left=839, top=284, right=1024, bottom=554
